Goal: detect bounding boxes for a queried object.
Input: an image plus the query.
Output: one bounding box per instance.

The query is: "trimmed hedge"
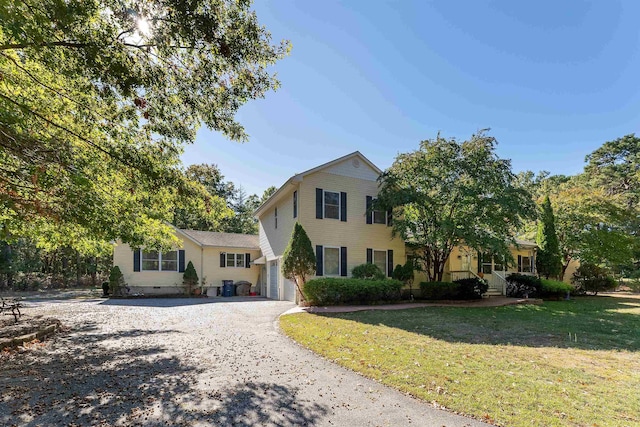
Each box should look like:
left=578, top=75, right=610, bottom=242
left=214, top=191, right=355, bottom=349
left=506, top=273, right=542, bottom=298
left=304, top=278, right=403, bottom=306
left=540, top=279, right=572, bottom=298
left=351, top=263, right=385, bottom=280
left=420, top=278, right=487, bottom=300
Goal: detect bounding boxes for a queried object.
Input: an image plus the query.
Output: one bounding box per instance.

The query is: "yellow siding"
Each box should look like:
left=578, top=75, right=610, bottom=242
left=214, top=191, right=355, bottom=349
left=563, top=258, right=580, bottom=283
left=113, top=237, right=260, bottom=295
left=259, top=183, right=299, bottom=260
left=298, top=171, right=405, bottom=276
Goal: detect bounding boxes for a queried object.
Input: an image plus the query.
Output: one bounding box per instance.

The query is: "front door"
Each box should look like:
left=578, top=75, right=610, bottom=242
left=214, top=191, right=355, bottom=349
left=269, top=260, right=279, bottom=300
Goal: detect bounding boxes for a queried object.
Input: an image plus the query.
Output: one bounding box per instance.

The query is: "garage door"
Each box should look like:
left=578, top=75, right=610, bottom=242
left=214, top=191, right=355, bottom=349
left=283, top=278, right=296, bottom=302
left=269, top=260, right=279, bottom=300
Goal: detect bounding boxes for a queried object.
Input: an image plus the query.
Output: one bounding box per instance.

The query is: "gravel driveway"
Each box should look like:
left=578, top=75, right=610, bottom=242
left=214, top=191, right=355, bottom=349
left=1, top=297, right=486, bottom=426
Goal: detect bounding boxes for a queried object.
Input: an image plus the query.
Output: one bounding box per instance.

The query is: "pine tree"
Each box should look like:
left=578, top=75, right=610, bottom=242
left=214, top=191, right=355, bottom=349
left=282, top=223, right=316, bottom=304
left=182, top=261, right=199, bottom=295
left=536, top=196, right=563, bottom=279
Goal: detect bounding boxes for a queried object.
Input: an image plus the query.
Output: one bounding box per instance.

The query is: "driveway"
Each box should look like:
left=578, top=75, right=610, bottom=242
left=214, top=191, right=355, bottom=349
left=1, top=297, right=486, bottom=426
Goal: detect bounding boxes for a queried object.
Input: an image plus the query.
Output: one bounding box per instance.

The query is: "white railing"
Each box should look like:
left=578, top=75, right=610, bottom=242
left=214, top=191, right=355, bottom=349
left=488, top=271, right=507, bottom=295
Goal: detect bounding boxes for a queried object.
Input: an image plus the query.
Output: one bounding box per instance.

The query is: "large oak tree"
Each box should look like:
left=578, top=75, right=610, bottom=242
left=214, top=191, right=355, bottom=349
left=0, top=0, right=289, bottom=251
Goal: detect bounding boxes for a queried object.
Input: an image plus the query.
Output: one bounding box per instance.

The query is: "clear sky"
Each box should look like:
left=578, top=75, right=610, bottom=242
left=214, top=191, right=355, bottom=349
left=181, top=0, right=640, bottom=197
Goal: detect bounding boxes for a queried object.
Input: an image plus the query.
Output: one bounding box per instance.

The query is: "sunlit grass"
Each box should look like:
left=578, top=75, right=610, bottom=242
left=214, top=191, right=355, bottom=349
left=280, top=297, right=640, bottom=426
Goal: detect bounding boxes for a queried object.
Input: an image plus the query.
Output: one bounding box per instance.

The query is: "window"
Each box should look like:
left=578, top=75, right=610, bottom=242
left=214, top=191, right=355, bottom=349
left=293, top=191, right=297, bottom=218
left=373, top=209, right=386, bottom=224
left=494, top=255, right=506, bottom=272
left=142, top=250, right=178, bottom=271
left=226, top=253, right=246, bottom=268
left=373, top=250, right=387, bottom=275
left=324, top=247, right=340, bottom=276
left=520, top=256, right=532, bottom=273
left=324, top=191, right=340, bottom=219
left=275, top=207, right=278, bottom=229
left=481, top=252, right=492, bottom=274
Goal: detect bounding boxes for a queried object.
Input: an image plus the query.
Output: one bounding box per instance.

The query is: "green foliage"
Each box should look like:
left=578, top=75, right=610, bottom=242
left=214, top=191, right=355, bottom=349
left=536, top=196, right=562, bottom=278
left=182, top=261, right=199, bottom=295
left=376, top=130, right=534, bottom=282
left=0, top=1, right=289, bottom=250
left=304, top=278, right=403, bottom=306
left=506, top=273, right=542, bottom=298
left=108, top=265, right=124, bottom=296
left=282, top=223, right=316, bottom=301
left=352, top=263, right=385, bottom=280
left=453, top=278, right=489, bottom=299
left=540, top=279, right=573, bottom=298
left=392, top=261, right=415, bottom=284
left=571, top=264, right=616, bottom=296
left=419, top=281, right=460, bottom=300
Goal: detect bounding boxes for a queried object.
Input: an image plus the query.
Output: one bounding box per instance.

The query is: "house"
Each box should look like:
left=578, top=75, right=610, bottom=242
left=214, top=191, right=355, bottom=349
left=113, top=151, right=567, bottom=300
left=113, top=229, right=261, bottom=296
left=253, top=151, right=406, bottom=301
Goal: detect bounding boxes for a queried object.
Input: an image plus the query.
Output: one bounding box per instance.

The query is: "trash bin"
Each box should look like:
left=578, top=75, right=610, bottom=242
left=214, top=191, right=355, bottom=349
left=222, top=280, right=234, bottom=297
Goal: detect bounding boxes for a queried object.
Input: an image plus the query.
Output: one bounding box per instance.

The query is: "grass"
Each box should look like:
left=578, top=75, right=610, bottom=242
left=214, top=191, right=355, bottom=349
left=280, top=296, right=640, bottom=426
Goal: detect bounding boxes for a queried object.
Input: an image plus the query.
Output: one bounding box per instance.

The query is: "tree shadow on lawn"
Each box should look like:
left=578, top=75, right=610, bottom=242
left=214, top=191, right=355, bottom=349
left=321, top=296, right=640, bottom=352
left=0, top=321, right=327, bottom=426
left=100, top=296, right=270, bottom=308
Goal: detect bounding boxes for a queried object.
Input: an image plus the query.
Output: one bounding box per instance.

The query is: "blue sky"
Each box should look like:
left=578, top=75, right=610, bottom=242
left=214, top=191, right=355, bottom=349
left=182, top=0, right=640, bottom=197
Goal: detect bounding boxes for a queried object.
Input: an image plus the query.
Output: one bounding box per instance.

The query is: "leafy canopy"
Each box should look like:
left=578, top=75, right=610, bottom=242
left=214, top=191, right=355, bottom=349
left=0, top=0, right=290, bottom=251
left=376, top=130, right=534, bottom=281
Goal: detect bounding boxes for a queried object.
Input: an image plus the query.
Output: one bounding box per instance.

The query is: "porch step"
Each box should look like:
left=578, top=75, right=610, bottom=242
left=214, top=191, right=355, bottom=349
left=484, top=289, right=502, bottom=297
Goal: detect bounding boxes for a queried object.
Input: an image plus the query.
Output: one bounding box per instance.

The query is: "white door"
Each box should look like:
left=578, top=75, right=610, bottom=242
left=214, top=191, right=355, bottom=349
left=269, top=260, right=279, bottom=300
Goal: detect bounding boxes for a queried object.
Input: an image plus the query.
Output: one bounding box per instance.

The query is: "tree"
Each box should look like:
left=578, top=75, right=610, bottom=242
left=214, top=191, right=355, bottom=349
left=375, top=130, right=534, bottom=281
left=282, top=223, right=316, bottom=303
left=0, top=0, right=290, bottom=250
left=535, top=196, right=562, bottom=279
left=182, top=261, right=199, bottom=296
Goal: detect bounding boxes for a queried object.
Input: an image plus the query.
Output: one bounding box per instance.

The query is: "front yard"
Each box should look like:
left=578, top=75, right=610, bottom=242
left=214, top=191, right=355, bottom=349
left=280, top=296, right=640, bottom=426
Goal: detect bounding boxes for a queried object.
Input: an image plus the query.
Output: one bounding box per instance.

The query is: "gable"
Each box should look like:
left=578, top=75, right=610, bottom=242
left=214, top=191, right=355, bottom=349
left=321, top=156, right=380, bottom=181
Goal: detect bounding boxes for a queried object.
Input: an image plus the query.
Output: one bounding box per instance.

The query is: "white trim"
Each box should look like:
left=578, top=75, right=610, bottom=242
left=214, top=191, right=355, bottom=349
left=224, top=252, right=247, bottom=268
left=323, top=246, right=341, bottom=276
left=323, top=190, right=341, bottom=220
left=141, top=249, right=179, bottom=272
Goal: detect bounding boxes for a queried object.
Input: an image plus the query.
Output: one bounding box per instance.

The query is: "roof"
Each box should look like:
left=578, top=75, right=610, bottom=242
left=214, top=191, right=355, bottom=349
left=177, top=229, right=260, bottom=249
left=254, top=151, right=381, bottom=217
left=515, top=239, right=537, bottom=248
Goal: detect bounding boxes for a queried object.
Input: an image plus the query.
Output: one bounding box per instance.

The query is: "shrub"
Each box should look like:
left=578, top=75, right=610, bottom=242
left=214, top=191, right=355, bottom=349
left=109, top=266, right=125, bottom=296
left=453, top=277, right=488, bottom=299
left=571, top=264, right=616, bottom=296
left=182, top=261, right=199, bottom=295
left=506, top=273, right=541, bottom=298
left=351, top=263, right=385, bottom=280
left=420, top=281, right=459, bottom=300
left=304, top=278, right=402, bottom=305
left=540, top=279, right=572, bottom=299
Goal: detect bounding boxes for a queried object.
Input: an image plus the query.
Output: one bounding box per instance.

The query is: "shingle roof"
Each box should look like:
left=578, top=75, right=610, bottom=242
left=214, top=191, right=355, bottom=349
left=178, top=229, right=260, bottom=249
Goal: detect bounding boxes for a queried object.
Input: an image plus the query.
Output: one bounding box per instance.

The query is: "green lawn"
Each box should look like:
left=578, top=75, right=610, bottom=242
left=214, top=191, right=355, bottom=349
left=280, top=296, right=640, bottom=427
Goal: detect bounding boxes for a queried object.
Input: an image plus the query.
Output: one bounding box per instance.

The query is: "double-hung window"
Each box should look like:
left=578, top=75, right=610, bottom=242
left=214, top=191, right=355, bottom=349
left=324, top=247, right=340, bottom=276
left=373, top=249, right=387, bottom=275
left=142, top=250, right=178, bottom=271
left=226, top=253, right=246, bottom=268
left=324, top=191, right=340, bottom=220
left=519, top=256, right=533, bottom=273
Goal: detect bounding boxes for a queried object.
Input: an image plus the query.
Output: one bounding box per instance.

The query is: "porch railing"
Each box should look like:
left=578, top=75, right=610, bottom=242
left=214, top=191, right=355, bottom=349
left=489, top=271, right=508, bottom=295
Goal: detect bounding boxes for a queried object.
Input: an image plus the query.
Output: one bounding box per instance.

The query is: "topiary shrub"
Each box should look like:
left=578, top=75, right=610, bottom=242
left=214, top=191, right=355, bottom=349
left=108, top=266, right=124, bottom=296
left=304, top=278, right=402, bottom=305
left=182, top=261, right=199, bottom=295
left=505, top=273, right=542, bottom=298
left=571, top=264, right=616, bottom=296
left=419, top=281, right=459, bottom=300
left=453, top=277, right=488, bottom=299
left=540, top=279, right=573, bottom=299
left=351, top=263, right=385, bottom=280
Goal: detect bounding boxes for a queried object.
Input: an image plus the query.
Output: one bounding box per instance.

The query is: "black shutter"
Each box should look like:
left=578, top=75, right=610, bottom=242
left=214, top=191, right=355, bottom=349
left=366, top=248, right=373, bottom=264
left=340, top=247, right=347, bottom=277
left=133, top=249, right=141, bottom=272
left=517, top=255, right=522, bottom=272
left=178, top=250, right=185, bottom=272
left=366, top=196, right=373, bottom=224
left=340, top=192, right=347, bottom=222
left=220, top=252, right=226, bottom=268
left=531, top=255, right=535, bottom=273
left=316, top=245, right=323, bottom=276
left=293, top=191, right=297, bottom=218
left=316, top=188, right=323, bottom=219
left=245, top=253, right=251, bottom=268
left=477, top=251, right=482, bottom=273
left=387, top=250, right=393, bottom=277
left=386, top=209, right=393, bottom=226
